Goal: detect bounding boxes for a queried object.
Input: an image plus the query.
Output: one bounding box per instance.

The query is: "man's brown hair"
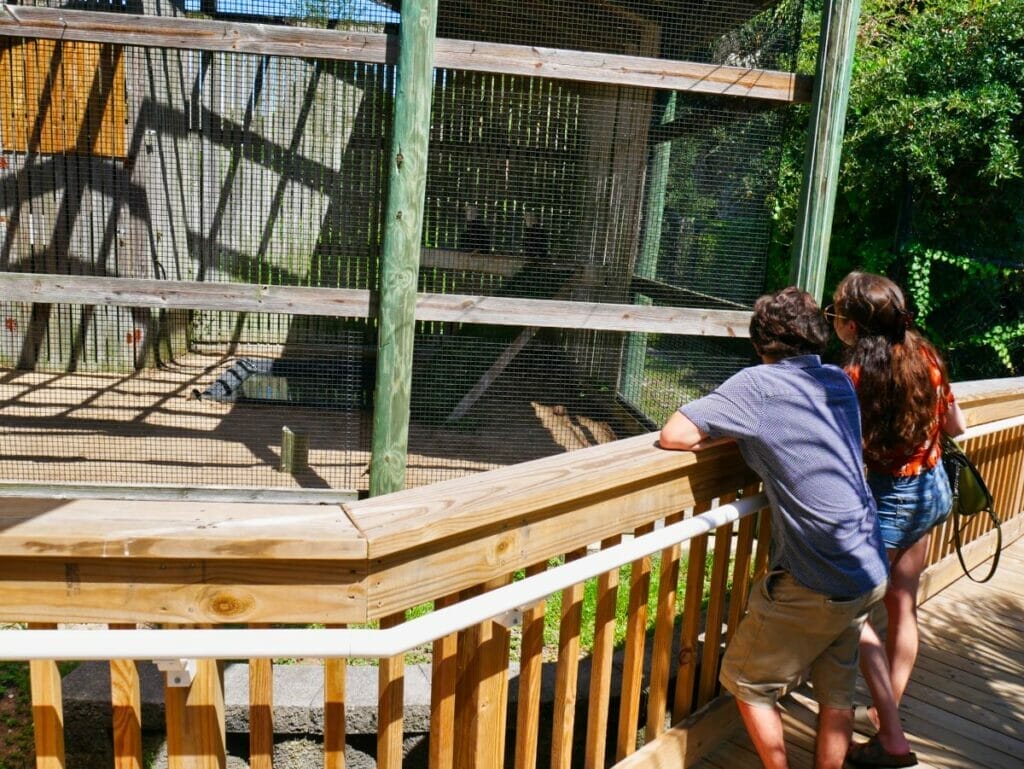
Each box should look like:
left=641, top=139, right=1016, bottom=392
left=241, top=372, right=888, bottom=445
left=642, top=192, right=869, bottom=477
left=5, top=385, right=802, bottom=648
left=749, top=287, right=830, bottom=360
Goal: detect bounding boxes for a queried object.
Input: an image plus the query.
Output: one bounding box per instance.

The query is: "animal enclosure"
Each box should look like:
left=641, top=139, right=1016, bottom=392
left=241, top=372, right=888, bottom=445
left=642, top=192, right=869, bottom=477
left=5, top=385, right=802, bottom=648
left=0, top=0, right=807, bottom=492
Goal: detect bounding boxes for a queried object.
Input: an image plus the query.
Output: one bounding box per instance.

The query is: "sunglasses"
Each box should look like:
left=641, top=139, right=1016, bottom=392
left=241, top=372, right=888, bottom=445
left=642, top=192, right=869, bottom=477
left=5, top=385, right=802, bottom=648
left=822, top=304, right=846, bottom=322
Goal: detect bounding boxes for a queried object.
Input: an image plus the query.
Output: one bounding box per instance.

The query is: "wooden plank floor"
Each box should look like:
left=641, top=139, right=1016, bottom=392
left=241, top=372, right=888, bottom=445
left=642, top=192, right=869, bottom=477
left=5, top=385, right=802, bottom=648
left=694, top=536, right=1024, bottom=769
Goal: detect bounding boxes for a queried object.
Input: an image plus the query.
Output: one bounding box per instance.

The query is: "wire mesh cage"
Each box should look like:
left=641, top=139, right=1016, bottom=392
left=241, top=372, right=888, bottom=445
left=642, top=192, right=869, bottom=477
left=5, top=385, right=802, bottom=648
left=0, top=0, right=804, bottom=492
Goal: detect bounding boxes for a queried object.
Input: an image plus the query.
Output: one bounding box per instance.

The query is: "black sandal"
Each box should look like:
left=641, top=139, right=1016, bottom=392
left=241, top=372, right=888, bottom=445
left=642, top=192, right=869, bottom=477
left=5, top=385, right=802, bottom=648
left=847, top=735, right=918, bottom=768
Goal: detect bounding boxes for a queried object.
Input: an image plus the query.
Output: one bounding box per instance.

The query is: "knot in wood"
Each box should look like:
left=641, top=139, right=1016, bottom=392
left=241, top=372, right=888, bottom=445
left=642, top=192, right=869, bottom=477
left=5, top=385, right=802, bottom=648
left=203, top=590, right=254, bottom=620
left=677, top=646, right=695, bottom=665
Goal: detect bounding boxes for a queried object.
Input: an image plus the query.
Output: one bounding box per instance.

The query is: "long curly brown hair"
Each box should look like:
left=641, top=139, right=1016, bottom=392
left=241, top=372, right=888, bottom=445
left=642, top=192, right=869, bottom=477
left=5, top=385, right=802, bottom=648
left=834, top=272, right=950, bottom=465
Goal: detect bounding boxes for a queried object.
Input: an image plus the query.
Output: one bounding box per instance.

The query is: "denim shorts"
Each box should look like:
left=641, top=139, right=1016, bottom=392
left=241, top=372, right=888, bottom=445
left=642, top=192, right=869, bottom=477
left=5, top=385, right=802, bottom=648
left=867, top=461, right=952, bottom=550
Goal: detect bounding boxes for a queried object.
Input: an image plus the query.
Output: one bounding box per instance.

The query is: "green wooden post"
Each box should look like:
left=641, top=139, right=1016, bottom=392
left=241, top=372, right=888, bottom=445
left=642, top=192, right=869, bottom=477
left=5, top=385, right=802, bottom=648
left=790, top=0, right=862, bottom=301
left=621, top=93, right=676, bottom=406
left=370, top=0, right=438, bottom=497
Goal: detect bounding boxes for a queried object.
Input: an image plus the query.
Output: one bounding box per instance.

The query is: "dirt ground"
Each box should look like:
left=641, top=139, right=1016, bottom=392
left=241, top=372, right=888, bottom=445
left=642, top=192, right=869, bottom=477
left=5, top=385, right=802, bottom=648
left=0, top=350, right=636, bottom=493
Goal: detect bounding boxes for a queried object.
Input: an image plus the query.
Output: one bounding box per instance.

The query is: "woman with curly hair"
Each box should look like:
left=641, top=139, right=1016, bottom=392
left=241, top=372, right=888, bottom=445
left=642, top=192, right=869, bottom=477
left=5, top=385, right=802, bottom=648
left=828, top=271, right=965, bottom=768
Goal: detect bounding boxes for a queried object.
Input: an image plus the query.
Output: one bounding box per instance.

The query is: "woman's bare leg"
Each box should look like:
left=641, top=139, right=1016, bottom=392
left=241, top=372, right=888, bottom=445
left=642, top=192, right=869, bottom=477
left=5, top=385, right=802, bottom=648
left=858, top=618, right=911, bottom=754
left=884, top=533, right=932, bottom=705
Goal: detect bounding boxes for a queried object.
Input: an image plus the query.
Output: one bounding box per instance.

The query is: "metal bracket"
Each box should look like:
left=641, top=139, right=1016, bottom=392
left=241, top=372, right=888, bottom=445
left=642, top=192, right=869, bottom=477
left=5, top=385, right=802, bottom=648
left=492, top=607, right=524, bottom=629
left=154, top=658, right=197, bottom=687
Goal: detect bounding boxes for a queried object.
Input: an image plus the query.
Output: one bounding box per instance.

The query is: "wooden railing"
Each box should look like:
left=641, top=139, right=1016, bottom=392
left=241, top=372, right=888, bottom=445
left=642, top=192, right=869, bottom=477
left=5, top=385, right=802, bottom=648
left=1, top=378, right=1021, bottom=769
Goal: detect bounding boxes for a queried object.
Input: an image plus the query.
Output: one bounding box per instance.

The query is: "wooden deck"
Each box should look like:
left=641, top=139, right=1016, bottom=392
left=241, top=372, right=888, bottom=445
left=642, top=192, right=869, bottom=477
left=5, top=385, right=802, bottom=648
left=695, top=535, right=1024, bottom=769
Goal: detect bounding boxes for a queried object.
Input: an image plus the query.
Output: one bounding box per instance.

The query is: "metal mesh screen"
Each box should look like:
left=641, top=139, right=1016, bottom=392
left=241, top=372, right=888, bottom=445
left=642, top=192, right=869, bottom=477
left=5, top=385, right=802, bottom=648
left=1, top=1, right=803, bottom=491
left=0, top=305, right=373, bottom=489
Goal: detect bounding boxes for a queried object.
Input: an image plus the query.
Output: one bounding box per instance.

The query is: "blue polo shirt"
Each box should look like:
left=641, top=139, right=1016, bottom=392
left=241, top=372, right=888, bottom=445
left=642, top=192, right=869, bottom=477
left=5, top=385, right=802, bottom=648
left=680, top=355, right=888, bottom=597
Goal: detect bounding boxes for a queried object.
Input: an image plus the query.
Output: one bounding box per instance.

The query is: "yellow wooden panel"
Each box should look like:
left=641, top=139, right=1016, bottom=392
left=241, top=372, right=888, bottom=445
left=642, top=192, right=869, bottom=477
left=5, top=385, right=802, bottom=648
left=0, top=38, right=124, bottom=157
left=0, top=39, right=29, bottom=150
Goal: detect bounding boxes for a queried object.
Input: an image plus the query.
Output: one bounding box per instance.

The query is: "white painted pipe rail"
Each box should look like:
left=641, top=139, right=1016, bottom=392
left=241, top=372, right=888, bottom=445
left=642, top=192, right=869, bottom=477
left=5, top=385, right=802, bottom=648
left=960, top=413, right=1024, bottom=440
left=0, top=413, right=1019, bottom=665
left=0, top=494, right=768, bottom=662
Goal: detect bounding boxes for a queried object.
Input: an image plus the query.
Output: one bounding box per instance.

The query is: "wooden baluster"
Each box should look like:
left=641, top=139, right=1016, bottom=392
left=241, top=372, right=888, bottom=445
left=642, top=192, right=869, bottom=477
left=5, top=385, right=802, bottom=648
left=110, top=623, right=142, bottom=769
left=966, top=433, right=995, bottom=548
left=989, top=430, right=1015, bottom=522
left=165, top=657, right=226, bottom=769
left=248, top=624, right=273, bottom=769
left=697, top=494, right=736, bottom=708
left=550, top=550, right=586, bottom=769
left=1007, top=426, right=1024, bottom=520
left=583, top=537, right=622, bottom=768
left=963, top=434, right=986, bottom=547
left=455, top=577, right=513, bottom=769
left=514, top=563, right=547, bottom=769
left=644, top=514, right=683, bottom=742
left=673, top=501, right=711, bottom=722
left=725, top=486, right=761, bottom=644
left=377, top=612, right=406, bottom=769
left=616, top=524, right=654, bottom=761
left=324, top=635, right=347, bottom=769
left=430, top=594, right=459, bottom=769
left=752, top=509, right=771, bottom=579
left=29, top=622, right=64, bottom=769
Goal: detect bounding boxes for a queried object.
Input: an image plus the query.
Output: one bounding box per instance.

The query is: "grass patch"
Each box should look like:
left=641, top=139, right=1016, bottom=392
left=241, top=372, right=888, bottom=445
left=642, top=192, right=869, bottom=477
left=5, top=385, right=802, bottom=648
left=0, top=662, right=33, bottom=769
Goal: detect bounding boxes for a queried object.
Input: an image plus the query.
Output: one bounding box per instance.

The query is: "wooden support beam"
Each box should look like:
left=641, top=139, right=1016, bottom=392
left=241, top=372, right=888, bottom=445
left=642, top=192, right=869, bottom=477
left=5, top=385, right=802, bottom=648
left=0, top=272, right=752, bottom=337
left=789, top=0, right=863, bottom=300
left=446, top=326, right=539, bottom=422
left=0, top=7, right=812, bottom=104
left=370, top=0, right=438, bottom=497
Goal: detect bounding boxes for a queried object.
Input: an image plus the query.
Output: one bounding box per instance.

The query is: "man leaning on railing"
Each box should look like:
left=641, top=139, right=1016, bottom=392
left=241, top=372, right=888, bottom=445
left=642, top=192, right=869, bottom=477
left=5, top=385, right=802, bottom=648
left=659, top=287, right=896, bottom=769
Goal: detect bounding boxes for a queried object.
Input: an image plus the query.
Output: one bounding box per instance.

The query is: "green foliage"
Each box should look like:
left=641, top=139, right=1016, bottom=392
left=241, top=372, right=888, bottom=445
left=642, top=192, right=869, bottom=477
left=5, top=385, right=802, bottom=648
left=907, top=246, right=1024, bottom=373
left=768, top=0, right=1024, bottom=377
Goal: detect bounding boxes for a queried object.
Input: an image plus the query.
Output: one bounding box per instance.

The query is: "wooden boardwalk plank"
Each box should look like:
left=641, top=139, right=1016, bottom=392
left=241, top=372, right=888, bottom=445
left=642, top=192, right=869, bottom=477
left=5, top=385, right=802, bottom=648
left=692, top=535, right=1024, bottom=769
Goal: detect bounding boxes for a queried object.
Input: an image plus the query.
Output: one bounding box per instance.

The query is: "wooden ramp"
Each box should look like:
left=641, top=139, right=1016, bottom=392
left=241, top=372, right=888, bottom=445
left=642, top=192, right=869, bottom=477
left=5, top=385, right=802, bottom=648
left=694, top=535, right=1024, bottom=769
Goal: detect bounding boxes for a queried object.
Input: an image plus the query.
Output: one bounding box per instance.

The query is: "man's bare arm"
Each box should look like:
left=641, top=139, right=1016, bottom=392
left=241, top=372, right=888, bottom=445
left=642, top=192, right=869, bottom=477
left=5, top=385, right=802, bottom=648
left=659, top=411, right=712, bottom=451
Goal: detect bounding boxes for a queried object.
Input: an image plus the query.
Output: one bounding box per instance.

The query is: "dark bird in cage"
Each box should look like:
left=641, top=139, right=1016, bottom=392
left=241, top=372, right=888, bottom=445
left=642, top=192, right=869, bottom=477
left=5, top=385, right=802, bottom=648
left=500, top=210, right=573, bottom=300
left=522, top=209, right=550, bottom=262
left=459, top=204, right=492, bottom=253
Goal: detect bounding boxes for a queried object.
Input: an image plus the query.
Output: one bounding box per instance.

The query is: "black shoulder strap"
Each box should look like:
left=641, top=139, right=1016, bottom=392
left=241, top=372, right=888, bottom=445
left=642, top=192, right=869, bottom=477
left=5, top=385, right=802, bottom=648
left=952, top=508, right=1002, bottom=583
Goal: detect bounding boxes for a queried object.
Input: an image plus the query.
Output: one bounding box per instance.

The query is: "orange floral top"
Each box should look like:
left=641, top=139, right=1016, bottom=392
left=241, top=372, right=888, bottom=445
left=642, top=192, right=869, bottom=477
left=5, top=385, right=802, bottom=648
left=847, top=353, right=955, bottom=477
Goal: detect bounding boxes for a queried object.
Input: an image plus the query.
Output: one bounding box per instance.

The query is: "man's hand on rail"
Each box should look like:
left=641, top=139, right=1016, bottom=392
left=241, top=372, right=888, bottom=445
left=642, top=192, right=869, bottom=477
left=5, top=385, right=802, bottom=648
left=659, top=411, right=712, bottom=451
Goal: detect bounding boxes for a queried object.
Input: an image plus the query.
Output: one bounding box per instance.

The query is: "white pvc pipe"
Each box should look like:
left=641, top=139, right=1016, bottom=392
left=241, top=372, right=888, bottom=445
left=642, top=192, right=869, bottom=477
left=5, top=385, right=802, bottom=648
left=961, top=413, right=1024, bottom=441
left=0, top=494, right=768, bottom=662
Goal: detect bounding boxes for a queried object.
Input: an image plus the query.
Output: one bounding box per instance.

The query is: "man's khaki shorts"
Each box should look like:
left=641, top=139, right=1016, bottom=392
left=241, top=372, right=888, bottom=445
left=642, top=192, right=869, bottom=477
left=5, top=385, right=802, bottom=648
left=719, top=571, right=887, bottom=709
